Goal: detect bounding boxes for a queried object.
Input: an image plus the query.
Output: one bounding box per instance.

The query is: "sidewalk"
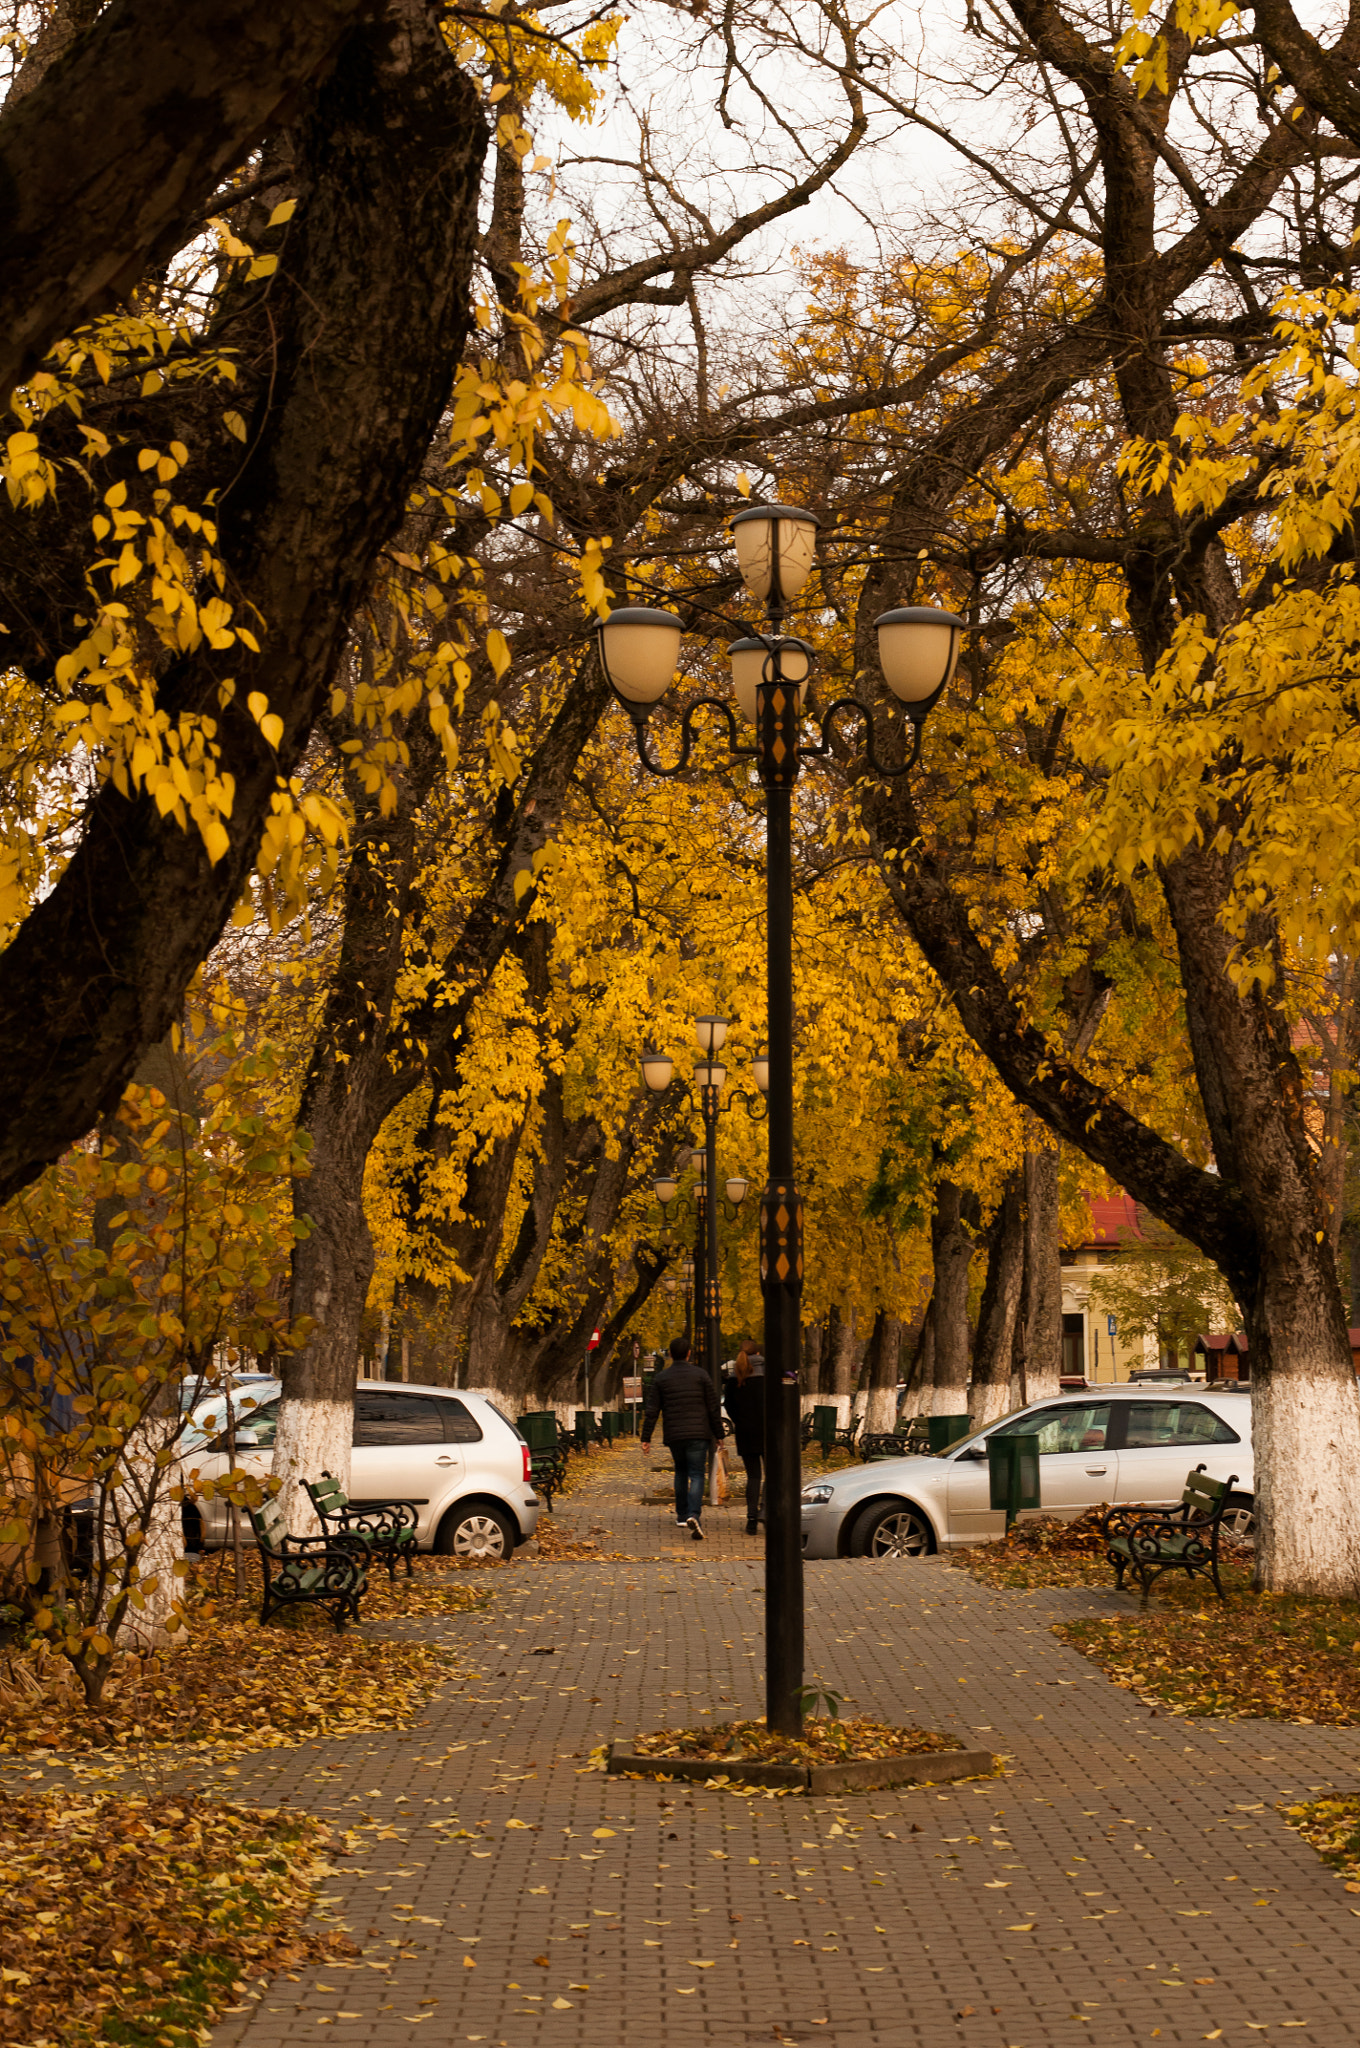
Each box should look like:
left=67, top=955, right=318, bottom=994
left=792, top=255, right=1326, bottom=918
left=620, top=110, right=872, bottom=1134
left=200, top=1440, right=1360, bottom=2048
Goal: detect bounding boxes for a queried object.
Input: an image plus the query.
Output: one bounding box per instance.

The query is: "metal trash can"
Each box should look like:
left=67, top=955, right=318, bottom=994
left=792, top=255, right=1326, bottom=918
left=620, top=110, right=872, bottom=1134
left=926, top=1413, right=972, bottom=1453
left=520, top=1410, right=559, bottom=1450
left=987, top=1432, right=1041, bottom=1528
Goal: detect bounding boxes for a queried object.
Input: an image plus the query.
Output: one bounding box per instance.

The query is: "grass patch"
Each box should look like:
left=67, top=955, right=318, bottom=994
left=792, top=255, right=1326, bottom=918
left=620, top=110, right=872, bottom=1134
left=1057, top=1578, right=1360, bottom=1722
left=0, top=1790, right=347, bottom=2047
left=626, top=1716, right=963, bottom=1767
left=0, top=1565, right=485, bottom=1762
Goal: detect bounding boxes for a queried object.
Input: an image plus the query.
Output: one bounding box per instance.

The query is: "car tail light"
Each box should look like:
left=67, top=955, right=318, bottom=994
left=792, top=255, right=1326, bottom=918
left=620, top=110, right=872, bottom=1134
left=522, top=1444, right=532, bottom=1484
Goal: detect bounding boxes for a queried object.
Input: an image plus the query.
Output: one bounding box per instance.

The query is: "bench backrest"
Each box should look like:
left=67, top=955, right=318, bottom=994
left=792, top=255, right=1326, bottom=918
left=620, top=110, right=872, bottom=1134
left=248, top=1496, right=289, bottom=1555
left=305, top=1473, right=349, bottom=1518
left=1181, top=1463, right=1228, bottom=1516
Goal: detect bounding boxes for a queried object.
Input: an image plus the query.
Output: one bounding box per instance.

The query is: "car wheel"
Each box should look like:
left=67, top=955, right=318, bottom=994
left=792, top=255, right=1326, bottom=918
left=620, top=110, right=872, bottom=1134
left=435, top=1502, right=515, bottom=1561
left=849, top=1501, right=934, bottom=1559
left=1221, top=1493, right=1255, bottom=1544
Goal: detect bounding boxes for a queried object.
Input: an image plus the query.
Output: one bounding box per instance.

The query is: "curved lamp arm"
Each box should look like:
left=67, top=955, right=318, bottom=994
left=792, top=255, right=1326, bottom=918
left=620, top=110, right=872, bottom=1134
left=624, top=694, right=755, bottom=779
left=801, top=693, right=943, bottom=779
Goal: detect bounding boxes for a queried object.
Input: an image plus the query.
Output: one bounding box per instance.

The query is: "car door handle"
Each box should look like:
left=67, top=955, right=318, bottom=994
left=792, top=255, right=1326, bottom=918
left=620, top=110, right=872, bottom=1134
left=435, top=1455, right=456, bottom=1466
left=1085, top=1465, right=1107, bottom=1474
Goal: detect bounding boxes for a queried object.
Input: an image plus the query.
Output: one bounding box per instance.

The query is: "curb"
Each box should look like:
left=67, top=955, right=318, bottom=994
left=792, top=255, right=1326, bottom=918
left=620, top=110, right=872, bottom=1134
left=605, top=1741, right=997, bottom=1793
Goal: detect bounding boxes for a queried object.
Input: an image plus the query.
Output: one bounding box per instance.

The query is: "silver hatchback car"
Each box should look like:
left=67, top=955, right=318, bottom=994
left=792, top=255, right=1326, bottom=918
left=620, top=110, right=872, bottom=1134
left=183, top=1379, right=541, bottom=1560
left=800, top=1388, right=1254, bottom=1560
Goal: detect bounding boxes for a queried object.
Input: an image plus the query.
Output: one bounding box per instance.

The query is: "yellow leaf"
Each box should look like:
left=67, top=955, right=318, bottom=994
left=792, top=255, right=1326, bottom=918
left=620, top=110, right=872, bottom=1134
left=223, top=411, right=248, bottom=442
left=591, top=1827, right=616, bottom=1838
left=261, top=713, right=284, bottom=749
left=486, top=628, right=511, bottom=679
left=268, top=199, right=297, bottom=227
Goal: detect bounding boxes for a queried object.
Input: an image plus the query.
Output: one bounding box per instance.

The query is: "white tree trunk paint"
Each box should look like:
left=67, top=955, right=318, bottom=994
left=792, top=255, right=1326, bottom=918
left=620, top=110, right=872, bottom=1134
left=271, top=1397, right=353, bottom=1537
left=927, top=1383, right=969, bottom=1417
left=864, top=1384, right=897, bottom=1433
left=971, top=1378, right=1016, bottom=1431
left=1253, top=1364, right=1360, bottom=1596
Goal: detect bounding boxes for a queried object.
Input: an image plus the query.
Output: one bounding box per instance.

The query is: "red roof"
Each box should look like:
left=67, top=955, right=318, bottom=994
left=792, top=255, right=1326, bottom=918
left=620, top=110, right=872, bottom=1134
left=1070, top=1193, right=1143, bottom=1249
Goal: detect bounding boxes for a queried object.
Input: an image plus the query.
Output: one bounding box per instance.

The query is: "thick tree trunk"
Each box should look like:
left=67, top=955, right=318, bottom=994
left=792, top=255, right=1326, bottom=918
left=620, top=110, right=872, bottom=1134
left=863, top=1311, right=903, bottom=1433
left=972, top=1169, right=1025, bottom=1428
left=1023, top=1147, right=1063, bottom=1402
left=824, top=1306, right=859, bottom=1425
left=0, top=0, right=370, bottom=399
left=0, top=1, right=488, bottom=1207
left=928, top=1179, right=975, bottom=1417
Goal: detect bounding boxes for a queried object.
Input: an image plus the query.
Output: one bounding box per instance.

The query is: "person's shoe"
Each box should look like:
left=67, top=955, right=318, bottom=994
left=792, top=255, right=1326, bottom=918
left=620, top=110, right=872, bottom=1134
left=676, top=1520, right=688, bottom=1530
left=745, top=1521, right=759, bottom=1535
left=687, top=1516, right=705, bottom=1541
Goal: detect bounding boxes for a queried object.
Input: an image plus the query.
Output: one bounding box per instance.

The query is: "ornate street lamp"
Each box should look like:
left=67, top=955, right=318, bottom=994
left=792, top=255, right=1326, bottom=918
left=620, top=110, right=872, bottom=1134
left=598, top=507, right=963, bottom=1734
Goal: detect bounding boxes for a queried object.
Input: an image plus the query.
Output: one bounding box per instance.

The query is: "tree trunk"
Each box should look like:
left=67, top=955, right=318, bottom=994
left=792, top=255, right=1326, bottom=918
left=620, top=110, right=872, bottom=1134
left=928, top=1179, right=975, bottom=1416
left=1023, top=1146, right=1063, bottom=1402
left=972, top=1168, right=1024, bottom=1428
left=863, top=1311, right=903, bottom=1433
left=824, top=1306, right=859, bottom=1425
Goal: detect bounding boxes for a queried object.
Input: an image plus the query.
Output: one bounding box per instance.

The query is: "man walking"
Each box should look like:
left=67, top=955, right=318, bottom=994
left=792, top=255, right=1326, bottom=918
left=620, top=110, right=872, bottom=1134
left=640, top=1335, right=722, bottom=1540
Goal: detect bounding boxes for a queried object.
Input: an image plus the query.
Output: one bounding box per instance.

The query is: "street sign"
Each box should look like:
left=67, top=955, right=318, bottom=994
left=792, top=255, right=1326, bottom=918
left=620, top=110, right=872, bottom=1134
left=1106, top=1314, right=1117, bottom=1336
left=622, top=1376, right=643, bottom=1403
left=588, top=1327, right=601, bottom=1351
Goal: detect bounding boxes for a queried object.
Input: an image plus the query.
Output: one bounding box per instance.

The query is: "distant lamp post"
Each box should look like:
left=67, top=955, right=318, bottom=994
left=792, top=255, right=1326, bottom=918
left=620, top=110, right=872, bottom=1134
left=598, top=505, right=963, bottom=1734
left=642, top=1015, right=765, bottom=1402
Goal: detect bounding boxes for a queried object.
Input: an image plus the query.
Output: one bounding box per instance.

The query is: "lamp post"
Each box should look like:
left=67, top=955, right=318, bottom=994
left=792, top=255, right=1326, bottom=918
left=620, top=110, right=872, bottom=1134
left=640, top=1015, right=765, bottom=1400
left=596, top=505, right=963, bottom=1735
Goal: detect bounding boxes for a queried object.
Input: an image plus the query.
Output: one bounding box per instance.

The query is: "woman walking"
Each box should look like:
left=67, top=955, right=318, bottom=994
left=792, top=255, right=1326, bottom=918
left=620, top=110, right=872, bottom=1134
left=723, top=1339, right=765, bottom=1536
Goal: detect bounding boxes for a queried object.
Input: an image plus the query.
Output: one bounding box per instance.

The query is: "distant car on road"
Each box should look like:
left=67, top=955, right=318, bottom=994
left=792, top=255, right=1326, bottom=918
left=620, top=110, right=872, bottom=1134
left=181, top=1380, right=541, bottom=1561
left=800, top=1388, right=1253, bottom=1561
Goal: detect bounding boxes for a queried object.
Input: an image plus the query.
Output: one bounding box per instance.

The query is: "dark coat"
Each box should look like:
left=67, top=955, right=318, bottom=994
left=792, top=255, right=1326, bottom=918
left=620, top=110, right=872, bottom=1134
left=641, top=1359, right=722, bottom=1447
left=723, top=1369, right=766, bottom=1460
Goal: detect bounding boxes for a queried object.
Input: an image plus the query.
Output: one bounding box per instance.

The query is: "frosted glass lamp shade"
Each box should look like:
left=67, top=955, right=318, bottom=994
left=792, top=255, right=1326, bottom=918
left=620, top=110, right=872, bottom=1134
left=695, top=1060, right=727, bottom=1091
left=751, top=1051, right=769, bottom=1095
left=640, top=1050, right=674, bottom=1092
left=728, top=636, right=812, bottom=724
left=653, top=1174, right=680, bottom=1205
left=874, top=606, right=966, bottom=705
left=725, top=1176, right=749, bottom=1207
left=694, top=1015, right=728, bottom=1053
left=730, top=504, right=819, bottom=605
left=597, top=606, right=683, bottom=704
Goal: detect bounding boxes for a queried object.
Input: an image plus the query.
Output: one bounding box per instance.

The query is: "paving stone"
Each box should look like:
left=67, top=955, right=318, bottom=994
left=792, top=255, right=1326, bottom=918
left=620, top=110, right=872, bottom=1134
left=185, top=1440, right=1360, bottom=2048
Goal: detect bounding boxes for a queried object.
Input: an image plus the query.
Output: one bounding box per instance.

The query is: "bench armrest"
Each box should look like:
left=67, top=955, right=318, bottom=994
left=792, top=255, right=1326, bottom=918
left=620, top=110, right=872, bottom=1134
left=329, top=1500, right=419, bottom=1535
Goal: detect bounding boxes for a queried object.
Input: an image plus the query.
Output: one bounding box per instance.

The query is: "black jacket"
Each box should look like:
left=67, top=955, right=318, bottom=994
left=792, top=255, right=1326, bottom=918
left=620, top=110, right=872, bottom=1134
left=641, top=1359, right=722, bottom=1447
left=723, top=1369, right=765, bottom=1459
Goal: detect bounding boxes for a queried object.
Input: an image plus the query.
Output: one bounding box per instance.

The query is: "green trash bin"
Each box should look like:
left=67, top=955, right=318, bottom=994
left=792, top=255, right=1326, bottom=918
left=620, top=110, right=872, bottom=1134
left=520, top=1410, right=560, bottom=1451
left=812, top=1404, right=838, bottom=1457
left=601, top=1410, right=620, bottom=1444
left=926, top=1413, right=972, bottom=1453
left=987, top=1431, right=1041, bottom=1529
left=573, top=1409, right=595, bottom=1448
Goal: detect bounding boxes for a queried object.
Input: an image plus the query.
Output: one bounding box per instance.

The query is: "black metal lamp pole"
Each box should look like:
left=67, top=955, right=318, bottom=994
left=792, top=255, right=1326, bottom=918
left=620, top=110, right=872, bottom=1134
left=599, top=510, right=965, bottom=1738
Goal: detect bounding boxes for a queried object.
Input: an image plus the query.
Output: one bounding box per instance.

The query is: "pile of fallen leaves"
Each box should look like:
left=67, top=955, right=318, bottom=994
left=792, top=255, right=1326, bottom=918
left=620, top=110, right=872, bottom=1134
left=1282, top=1797, right=1360, bottom=1890
left=0, top=1790, right=348, bottom=2046
left=1057, top=1573, right=1360, bottom=1723
left=954, top=1509, right=1122, bottom=1590
left=0, top=1572, right=480, bottom=1761
left=533, top=1515, right=635, bottom=1562
left=628, top=1716, right=964, bottom=1766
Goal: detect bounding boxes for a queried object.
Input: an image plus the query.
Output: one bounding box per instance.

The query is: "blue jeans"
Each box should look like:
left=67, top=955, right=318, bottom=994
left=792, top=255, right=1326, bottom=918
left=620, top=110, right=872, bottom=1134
left=671, top=1439, right=708, bottom=1522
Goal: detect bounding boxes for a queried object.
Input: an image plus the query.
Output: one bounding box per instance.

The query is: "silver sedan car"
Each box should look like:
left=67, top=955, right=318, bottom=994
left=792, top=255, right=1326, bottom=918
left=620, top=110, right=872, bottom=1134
left=800, top=1388, right=1254, bottom=1559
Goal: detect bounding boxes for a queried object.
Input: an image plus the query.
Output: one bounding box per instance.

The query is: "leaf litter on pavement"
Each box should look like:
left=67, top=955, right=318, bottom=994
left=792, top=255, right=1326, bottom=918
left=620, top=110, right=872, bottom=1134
left=0, top=1789, right=347, bottom=2047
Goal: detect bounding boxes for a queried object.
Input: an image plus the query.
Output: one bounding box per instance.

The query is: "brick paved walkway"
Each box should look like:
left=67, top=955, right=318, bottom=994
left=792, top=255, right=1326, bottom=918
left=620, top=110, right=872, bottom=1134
left=193, top=1440, right=1360, bottom=2048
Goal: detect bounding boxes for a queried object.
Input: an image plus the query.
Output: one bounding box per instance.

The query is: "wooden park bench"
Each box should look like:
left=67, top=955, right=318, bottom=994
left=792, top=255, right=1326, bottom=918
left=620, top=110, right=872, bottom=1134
left=304, top=1471, right=419, bottom=1581
left=862, top=1415, right=930, bottom=1460
left=1100, top=1463, right=1240, bottom=1609
left=247, top=1497, right=368, bottom=1632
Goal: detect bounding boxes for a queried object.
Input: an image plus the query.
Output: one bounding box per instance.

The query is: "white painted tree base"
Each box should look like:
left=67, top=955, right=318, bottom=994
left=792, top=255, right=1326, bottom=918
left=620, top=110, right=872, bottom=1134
left=1254, top=1368, right=1360, bottom=1597
left=271, top=1398, right=354, bottom=1537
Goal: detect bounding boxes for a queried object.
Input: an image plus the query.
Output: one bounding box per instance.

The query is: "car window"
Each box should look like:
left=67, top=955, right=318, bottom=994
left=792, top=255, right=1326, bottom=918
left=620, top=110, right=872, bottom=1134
left=435, top=1397, right=483, bottom=1444
left=993, top=1402, right=1112, bottom=1454
left=353, top=1390, right=446, bottom=1446
left=1123, top=1400, right=1239, bottom=1448
left=232, top=1398, right=279, bottom=1448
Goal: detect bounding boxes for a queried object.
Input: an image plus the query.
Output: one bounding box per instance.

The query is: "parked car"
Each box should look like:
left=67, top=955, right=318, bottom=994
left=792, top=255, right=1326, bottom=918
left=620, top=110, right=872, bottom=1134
left=800, top=1388, right=1253, bottom=1561
left=181, top=1380, right=541, bottom=1560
